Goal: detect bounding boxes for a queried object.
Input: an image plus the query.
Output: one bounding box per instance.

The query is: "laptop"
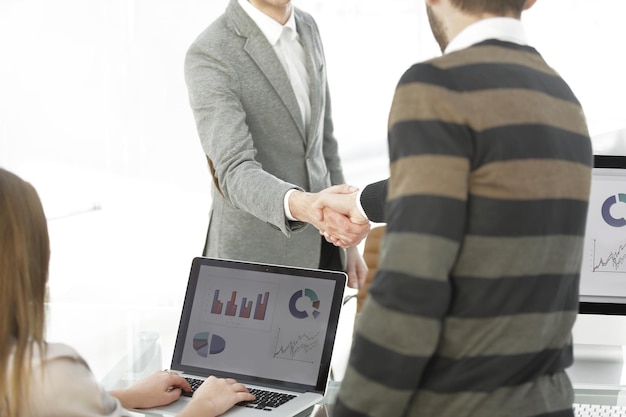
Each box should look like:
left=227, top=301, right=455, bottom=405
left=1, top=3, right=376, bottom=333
left=141, top=256, right=347, bottom=416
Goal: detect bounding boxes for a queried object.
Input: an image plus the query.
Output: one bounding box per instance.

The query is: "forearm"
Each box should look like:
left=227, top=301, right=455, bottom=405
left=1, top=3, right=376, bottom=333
left=109, top=388, right=137, bottom=410
left=215, top=164, right=298, bottom=229
left=288, top=190, right=318, bottom=224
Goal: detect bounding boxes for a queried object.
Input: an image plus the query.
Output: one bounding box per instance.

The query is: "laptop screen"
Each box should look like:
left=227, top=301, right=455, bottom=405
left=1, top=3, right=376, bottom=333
left=579, top=155, right=626, bottom=314
left=171, top=257, right=346, bottom=392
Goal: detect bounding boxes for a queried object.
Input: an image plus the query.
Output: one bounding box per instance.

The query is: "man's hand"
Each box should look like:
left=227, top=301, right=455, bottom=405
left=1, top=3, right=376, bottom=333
left=312, top=185, right=370, bottom=247
left=289, top=187, right=370, bottom=248
left=313, top=185, right=369, bottom=225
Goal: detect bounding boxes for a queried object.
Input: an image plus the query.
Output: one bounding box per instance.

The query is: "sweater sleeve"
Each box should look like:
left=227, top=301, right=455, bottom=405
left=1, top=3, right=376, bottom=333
left=359, top=179, right=388, bottom=223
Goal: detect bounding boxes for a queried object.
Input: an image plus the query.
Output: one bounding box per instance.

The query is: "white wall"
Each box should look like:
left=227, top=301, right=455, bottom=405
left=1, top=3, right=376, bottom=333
left=0, top=0, right=624, bottom=347
left=2, top=1, right=624, bottom=187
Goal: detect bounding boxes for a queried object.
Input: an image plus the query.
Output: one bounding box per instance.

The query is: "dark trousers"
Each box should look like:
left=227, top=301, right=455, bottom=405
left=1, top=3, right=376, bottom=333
left=318, top=237, right=342, bottom=271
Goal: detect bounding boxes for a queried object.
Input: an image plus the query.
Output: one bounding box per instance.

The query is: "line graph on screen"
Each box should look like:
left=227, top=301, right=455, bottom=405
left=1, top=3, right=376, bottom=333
left=592, top=239, right=626, bottom=273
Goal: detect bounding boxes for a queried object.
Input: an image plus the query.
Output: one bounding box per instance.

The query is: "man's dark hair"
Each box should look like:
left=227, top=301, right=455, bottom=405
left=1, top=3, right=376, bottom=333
left=450, top=0, right=527, bottom=17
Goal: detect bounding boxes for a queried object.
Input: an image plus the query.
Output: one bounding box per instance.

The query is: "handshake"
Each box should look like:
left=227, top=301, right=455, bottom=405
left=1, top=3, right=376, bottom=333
left=289, top=184, right=371, bottom=248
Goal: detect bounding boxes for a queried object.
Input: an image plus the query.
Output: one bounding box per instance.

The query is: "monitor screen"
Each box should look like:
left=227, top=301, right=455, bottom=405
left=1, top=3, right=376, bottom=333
left=579, top=155, right=626, bottom=315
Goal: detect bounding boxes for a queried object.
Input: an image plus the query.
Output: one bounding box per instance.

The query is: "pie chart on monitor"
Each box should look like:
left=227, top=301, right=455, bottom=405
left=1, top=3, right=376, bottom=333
left=193, top=332, right=226, bottom=357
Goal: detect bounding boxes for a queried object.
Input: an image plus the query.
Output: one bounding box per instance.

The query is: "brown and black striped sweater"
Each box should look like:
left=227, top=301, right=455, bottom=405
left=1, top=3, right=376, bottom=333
left=336, top=40, right=593, bottom=417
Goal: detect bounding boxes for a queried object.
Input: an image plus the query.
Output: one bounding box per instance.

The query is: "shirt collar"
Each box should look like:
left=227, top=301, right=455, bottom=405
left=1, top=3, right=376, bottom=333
left=238, top=0, right=297, bottom=46
left=445, top=17, right=528, bottom=54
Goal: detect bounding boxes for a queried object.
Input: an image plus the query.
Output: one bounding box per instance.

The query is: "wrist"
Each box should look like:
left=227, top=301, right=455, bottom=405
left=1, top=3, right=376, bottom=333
left=288, top=190, right=315, bottom=223
left=355, top=188, right=368, bottom=222
left=109, top=388, right=135, bottom=409
left=183, top=397, right=217, bottom=416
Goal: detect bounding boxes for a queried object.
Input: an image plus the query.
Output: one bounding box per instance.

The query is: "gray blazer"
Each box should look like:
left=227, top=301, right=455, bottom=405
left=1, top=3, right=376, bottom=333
left=184, top=0, right=345, bottom=268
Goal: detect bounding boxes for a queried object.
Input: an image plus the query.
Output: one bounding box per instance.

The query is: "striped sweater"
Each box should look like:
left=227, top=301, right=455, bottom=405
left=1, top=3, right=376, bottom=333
left=335, top=40, right=593, bottom=417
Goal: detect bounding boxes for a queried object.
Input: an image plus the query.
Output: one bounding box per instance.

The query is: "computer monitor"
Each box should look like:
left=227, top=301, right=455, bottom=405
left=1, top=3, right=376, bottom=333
left=570, top=155, right=626, bottom=386
left=579, top=155, right=626, bottom=314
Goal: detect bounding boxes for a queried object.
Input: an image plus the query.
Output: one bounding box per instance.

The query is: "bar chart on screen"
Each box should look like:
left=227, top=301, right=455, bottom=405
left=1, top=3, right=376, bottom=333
left=200, top=278, right=278, bottom=331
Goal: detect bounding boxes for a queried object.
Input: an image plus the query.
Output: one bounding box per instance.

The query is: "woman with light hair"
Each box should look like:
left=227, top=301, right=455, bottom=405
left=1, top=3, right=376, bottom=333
left=0, top=167, right=253, bottom=417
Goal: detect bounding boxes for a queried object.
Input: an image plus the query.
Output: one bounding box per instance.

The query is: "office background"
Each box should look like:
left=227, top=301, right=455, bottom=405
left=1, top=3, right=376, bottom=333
left=0, top=0, right=625, bottom=384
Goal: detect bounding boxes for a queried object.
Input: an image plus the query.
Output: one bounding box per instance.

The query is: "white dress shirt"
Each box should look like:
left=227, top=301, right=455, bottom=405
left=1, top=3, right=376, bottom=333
left=445, top=17, right=528, bottom=54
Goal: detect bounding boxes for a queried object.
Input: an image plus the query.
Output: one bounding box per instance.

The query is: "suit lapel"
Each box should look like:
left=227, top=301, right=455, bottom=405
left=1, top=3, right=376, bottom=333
left=227, top=0, right=306, bottom=141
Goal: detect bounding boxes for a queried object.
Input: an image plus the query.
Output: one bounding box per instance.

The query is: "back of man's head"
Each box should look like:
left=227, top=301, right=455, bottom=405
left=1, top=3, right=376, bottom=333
left=449, top=0, right=529, bottom=18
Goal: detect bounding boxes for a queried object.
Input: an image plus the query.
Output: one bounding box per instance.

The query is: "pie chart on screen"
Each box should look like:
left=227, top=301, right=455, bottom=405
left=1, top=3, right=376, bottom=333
left=193, top=332, right=226, bottom=357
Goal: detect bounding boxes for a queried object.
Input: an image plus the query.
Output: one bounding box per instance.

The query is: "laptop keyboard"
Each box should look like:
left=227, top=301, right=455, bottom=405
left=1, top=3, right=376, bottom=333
left=181, top=377, right=203, bottom=397
left=182, top=377, right=297, bottom=411
left=574, top=403, right=626, bottom=416
left=237, top=388, right=297, bottom=411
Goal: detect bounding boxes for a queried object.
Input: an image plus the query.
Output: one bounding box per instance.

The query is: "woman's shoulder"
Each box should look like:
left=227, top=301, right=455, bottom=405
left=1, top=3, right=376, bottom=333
left=30, top=341, right=90, bottom=370
left=30, top=342, right=125, bottom=416
left=43, top=342, right=83, bottom=359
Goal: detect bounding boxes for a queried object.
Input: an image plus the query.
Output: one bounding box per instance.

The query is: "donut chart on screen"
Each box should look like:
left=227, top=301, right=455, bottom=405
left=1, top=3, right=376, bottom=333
left=192, top=332, right=226, bottom=357
left=289, top=288, right=321, bottom=319
left=601, top=193, right=626, bottom=227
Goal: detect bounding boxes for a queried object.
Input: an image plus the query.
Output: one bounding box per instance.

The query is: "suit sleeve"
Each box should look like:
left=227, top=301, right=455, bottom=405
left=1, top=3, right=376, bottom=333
left=184, top=39, right=304, bottom=235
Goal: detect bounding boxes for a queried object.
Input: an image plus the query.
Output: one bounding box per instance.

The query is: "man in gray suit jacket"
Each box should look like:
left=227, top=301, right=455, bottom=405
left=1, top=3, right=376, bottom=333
left=184, top=0, right=368, bottom=288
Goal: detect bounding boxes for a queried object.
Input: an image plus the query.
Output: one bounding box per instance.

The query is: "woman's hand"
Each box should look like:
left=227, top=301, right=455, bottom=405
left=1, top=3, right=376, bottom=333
left=180, top=376, right=255, bottom=417
left=110, top=370, right=192, bottom=409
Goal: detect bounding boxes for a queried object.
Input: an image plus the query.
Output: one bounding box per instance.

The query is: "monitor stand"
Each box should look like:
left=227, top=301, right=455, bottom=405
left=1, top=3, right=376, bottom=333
left=568, top=344, right=624, bottom=386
